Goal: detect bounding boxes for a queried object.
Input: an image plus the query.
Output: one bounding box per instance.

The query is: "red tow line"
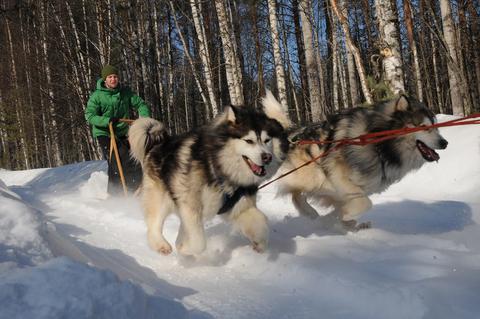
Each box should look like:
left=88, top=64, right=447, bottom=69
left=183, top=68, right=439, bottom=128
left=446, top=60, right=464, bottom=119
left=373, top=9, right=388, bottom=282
left=259, top=113, right=480, bottom=190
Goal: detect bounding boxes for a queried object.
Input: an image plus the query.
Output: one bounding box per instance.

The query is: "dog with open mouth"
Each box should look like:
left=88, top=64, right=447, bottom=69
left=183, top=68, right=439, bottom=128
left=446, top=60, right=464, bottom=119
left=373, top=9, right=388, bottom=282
left=274, top=95, right=448, bottom=230
left=128, top=96, right=289, bottom=256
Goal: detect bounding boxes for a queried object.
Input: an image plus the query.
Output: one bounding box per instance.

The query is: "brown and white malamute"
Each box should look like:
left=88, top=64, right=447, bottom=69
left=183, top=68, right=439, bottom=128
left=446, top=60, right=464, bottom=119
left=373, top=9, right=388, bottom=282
left=274, top=95, right=448, bottom=230
left=128, top=97, right=289, bottom=256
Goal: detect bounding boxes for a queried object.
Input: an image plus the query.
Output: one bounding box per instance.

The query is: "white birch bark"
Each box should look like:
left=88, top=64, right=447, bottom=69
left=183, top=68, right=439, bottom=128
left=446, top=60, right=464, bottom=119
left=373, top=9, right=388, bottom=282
left=190, top=0, right=219, bottom=115
left=215, top=0, right=244, bottom=105
left=331, top=22, right=340, bottom=111
left=338, top=48, right=349, bottom=109
left=267, top=0, right=288, bottom=111
left=167, top=22, right=175, bottom=131
left=440, top=0, right=464, bottom=115
left=312, top=33, right=327, bottom=113
left=19, top=10, right=39, bottom=166
left=95, top=1, right=111, bottom=66
left=374, top=0, right=405, bottom=95
left=346, top=48, right=359, bottom=106
left=152, top=3, right=165, bottom=121
left=299, top=0, right=324, bottom=120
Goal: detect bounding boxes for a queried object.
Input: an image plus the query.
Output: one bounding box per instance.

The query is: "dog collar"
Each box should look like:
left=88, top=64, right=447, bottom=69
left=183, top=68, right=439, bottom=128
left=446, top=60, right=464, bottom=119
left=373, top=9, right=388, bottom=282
left=217, top=185, right=258, bottom=215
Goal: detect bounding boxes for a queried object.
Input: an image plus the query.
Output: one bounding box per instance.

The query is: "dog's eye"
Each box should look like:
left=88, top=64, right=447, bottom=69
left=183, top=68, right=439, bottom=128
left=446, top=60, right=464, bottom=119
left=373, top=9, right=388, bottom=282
left=264, top=138, right=271, bottom=144
left=244, top=139, right=254, bottom=144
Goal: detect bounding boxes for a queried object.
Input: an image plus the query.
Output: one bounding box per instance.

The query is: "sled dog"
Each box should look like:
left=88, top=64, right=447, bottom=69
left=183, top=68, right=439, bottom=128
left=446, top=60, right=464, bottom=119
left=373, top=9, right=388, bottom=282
left=129, top=97, right=289, bottom=255
left=275, top=95, right=448, bottom=229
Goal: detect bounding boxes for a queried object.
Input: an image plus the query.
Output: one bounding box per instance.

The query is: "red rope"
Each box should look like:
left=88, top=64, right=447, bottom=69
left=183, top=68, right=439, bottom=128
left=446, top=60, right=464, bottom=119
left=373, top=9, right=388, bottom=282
left=259, top=113, right=480, bottom=190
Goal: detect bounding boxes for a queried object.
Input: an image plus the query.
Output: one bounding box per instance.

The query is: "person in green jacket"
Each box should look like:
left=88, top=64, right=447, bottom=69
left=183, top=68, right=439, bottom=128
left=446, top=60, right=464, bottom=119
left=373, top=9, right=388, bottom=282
left=85, top=64, right=151, bottom=195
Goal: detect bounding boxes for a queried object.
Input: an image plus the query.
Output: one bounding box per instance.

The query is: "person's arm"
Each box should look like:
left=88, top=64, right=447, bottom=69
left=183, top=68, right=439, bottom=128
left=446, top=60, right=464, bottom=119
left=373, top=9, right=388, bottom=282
left=129, top=92, right=151, bottom=118
left=85, top=93, right=111, bottom=127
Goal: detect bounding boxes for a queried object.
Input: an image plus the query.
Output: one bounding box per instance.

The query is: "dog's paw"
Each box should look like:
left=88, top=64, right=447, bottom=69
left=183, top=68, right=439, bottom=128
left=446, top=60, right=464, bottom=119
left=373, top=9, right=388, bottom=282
left=341, top=196, right=372, bottom=221
left=176, top=239, right=206, bottom=256
left=251, top=240, right=267, bottom=253
left=148, top=239, right=173, bottom=255
left=341, top=220, right=372, bottom=232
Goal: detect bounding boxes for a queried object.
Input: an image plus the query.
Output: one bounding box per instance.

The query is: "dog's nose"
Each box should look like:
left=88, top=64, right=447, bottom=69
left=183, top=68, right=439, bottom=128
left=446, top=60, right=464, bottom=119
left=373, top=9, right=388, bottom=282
left=261, top=153, right=272, bottom=164
left=439, top=138, right=448, bottom=149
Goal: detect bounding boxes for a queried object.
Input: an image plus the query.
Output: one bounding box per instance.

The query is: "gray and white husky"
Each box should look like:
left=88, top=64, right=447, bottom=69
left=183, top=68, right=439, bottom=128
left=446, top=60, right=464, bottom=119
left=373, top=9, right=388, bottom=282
left=128, top=98, right=289, bottom=256
left=273, top=95, right=448, bottom=229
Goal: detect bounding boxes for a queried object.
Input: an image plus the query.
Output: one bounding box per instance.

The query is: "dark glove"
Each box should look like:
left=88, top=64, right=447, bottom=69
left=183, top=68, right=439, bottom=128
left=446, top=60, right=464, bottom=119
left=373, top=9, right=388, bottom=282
left=110, top=117, right=120, bottom=124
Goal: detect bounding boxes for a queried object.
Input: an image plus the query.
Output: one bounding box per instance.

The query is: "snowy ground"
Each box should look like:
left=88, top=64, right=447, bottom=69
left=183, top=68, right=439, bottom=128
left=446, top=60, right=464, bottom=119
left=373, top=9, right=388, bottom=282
left=1, top=116, right=480, bottom=319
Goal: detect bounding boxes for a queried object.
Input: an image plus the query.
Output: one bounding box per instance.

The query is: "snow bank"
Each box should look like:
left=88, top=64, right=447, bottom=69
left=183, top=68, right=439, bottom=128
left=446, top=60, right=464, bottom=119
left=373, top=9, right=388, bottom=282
left=0, top=177, right=193, bottom=319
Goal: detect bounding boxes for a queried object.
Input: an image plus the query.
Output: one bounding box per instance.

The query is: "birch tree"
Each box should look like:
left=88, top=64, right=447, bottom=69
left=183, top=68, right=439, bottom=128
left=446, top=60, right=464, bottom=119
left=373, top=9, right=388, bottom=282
left=439, top=0, right=464, bottom=115
left=190, top=0, right=219, bottom=115
left=267, top=0, right=288, bottom=111
left=403, top=0, right=423, bottom=101
left=215, top=0, right=244, bottom=106
left=169, top=1, right=210, bottom=118
left=299, top=0, right=325, bottom=120
left=331, top=0, right=373, bottom=105
left=39, top=2, right=63, bottom=166
left=374, top=0, right=405, bottom=95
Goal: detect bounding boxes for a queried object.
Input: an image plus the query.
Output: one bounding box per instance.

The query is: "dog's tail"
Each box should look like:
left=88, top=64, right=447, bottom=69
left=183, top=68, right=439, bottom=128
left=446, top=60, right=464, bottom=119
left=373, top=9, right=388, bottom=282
left=261, top=90, right=292, bottom=129
left=128, top=118, right=166, bottom=165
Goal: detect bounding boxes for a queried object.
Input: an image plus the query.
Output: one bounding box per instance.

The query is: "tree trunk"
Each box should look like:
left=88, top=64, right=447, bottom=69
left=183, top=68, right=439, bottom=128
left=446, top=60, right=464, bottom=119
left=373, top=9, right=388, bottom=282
left=292, top=0, right=309, bottom=121
left=431, top=35, right=445, bottom=113
left=439, top=0, right=464, bottom=115
left=299, top=0, right=325, bottom=121
left=190, top=0, right=219, bottom=116
left=251, top=3, right=265, bottom=100
left=267, top=0, right=288, bottom=111
left=5, top=12, right=30, bottom=169
left=374, top=0, right=405, bottom=95
left=467, top=1, right=480, bottom=106
left=403, top=0, right=423, bottom=101
left=95, top=1, right=111, bottom=65
left=330, top=0, right=373, bottom=105
left=215, top=0, right=244, bottom=106
left=40, top=3, right=63, bottom=166
left=169, top=1, right=210, bottom=117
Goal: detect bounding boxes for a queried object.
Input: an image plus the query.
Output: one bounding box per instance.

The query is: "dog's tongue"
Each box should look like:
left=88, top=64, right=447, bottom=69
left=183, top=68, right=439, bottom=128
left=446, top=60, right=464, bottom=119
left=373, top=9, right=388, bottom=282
left=250, top=162, right=266, bottom=176
left=416, top=140, right=440, bottom=162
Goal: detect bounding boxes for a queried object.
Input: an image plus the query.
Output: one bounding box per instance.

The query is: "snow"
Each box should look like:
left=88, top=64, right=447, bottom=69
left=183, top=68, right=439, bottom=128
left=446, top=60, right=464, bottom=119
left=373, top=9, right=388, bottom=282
left=1, top=116, right=479, bottom=319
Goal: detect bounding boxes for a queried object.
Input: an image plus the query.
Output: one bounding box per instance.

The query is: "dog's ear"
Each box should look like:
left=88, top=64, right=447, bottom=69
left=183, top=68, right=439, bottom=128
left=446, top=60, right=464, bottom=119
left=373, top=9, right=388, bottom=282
left=379, top=94, right=410, bottom=115
left=261, top=89, right=291, bottom=129
left=394, top=95, right=410, bottom=112
left=225, top=104, right=242, bottom=123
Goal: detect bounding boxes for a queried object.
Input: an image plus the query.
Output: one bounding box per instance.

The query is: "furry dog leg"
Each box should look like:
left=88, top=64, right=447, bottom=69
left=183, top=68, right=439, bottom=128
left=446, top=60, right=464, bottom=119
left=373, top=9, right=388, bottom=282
left=328, top=168, right=372, bottom=220
left=291, top=191, right=320, bottom=219
left=340, top=196, right=372, bottom=221
left=143, top=183, right=173, bottom=255
left=232, top=207, right=269, bottom=253
left=175, top=204, right=206, bottom=256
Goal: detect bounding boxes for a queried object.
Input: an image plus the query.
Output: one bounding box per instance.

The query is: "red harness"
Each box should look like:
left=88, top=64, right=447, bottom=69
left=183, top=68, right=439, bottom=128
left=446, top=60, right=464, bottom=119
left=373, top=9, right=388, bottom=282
left=259, top=113, right=480, bottom=190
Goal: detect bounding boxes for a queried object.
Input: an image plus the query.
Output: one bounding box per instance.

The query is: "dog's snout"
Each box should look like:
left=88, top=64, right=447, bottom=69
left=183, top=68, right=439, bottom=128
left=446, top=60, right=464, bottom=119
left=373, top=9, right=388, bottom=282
left=261, top=152, right=272, bottom=164
left=439, top=138, right=448, bottom=149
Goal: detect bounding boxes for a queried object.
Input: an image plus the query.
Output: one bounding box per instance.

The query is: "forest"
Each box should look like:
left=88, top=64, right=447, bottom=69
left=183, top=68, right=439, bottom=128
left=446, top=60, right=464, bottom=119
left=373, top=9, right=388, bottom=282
left=0, top=0, right=479, bottom=170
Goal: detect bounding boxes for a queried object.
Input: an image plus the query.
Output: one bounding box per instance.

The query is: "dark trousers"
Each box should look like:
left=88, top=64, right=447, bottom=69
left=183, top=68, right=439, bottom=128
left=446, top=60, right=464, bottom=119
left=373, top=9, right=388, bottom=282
left=97, top=136, right=142, bottom=195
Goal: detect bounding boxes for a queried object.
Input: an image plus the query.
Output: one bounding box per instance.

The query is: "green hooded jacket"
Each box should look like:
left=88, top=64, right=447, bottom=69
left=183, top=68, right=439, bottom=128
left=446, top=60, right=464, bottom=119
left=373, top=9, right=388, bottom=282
left=85, top=79, right=151, bottom=138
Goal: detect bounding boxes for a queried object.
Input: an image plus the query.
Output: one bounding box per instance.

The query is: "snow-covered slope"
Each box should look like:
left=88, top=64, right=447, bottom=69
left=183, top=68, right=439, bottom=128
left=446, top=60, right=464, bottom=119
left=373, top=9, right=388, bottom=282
left=1, top=117, right=479, bottom=319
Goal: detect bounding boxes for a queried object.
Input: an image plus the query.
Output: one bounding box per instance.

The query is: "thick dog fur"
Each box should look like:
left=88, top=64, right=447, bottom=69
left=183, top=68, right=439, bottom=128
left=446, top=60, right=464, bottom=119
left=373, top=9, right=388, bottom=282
left=273, top=95, right=448, bottom=229
left=129, top=98, right=289, bottom=256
